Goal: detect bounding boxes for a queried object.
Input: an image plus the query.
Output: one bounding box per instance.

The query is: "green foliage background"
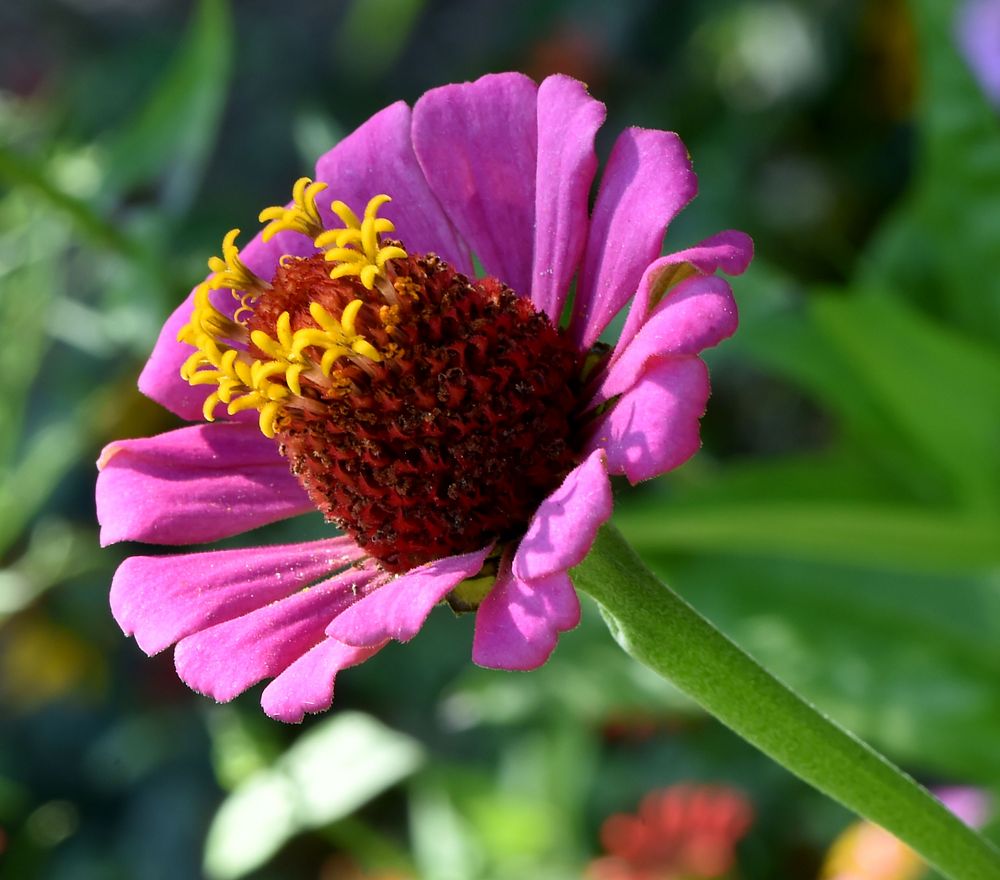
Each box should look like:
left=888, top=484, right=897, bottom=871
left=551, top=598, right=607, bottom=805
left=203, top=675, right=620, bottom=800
left=0, top=0, right=997, bottom=877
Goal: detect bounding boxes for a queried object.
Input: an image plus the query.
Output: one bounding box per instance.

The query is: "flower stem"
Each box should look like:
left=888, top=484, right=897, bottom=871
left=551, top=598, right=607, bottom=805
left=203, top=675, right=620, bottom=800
left=573, top=524, right=1000, bottom=880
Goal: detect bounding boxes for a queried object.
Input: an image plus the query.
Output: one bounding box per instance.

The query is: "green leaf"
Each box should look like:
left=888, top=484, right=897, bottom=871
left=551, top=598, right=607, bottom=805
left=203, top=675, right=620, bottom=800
left=0, top=146, right=144, bottom=259
left=861, top=0, right=1000, bottom=342
left=102, top=0, right=233, bottom=215
left=203, top=711, right=424, bottom=880
left=731, top=291, right=1000, bottom=508
left=573, top=525, right=1000, bottom=880
left=337, top=0, right=427, bottom=80
left=644, top=552, right=1000, bottom=782
left=616, top=500, right=1000, bottom=572
left=812, top=294, right=1000, bottom=510
left=729, top=302, right=930, bottom=494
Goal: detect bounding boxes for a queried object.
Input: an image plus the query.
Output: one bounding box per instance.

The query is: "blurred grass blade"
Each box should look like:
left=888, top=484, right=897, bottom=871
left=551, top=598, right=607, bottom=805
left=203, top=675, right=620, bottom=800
left=0, top=146, right=144, bottom=259
left=729, top=306, right=924, bottom=486
left=203, top=711, right=423, bottom=880
left=574, top=525, right=1000, bottom=880
left=103, top=0, right=233, bottom=215
left=813, top=294, right=1000, bottom=510
left=733, top=291, right=1000, bottom=508
left=616, top=501, right=1000, bottom=571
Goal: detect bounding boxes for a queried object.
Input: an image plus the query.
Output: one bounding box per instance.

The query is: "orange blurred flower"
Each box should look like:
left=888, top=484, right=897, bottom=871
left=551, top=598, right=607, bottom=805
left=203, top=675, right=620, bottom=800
left=820, top=788, right=992, bottom=880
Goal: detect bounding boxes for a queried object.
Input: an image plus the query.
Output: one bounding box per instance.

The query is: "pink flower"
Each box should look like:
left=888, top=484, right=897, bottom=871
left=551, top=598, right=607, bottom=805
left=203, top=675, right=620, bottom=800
left=96, top=72, right=751, bottom=722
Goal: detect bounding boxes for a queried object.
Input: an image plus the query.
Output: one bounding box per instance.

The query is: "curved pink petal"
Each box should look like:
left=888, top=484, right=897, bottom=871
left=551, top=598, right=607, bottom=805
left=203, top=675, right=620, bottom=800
left=327, top=544, right=493, bottom=647
left=412, top=72, right=538, bottom=295
left=570, top=128, right=698, bottom=350
left=613, top=231, right=752, bottom=363
left=111, top=537, right=364, bottom=656
left=592, top=275, right=738, bottom=407
left=260, top=637, right=384, bottom=723
left=138, top=228, right=316, bottom=421
left=315, top=100, right=471, bottom=273
left=585, top=356, right=711, bottom=484
left=472, top=554, right=580, bottom=670
left=512, top=449, right=611, bottom=582
left=96, top=422, right=313, bottom=546
left=530, top=75, right=605, bottom=321
left=174, top=565, right=379, bottom=703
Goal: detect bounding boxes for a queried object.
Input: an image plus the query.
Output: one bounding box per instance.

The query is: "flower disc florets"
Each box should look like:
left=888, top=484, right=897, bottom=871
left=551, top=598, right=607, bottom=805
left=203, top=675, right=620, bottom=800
left=252, top=249, right=583, bottom=571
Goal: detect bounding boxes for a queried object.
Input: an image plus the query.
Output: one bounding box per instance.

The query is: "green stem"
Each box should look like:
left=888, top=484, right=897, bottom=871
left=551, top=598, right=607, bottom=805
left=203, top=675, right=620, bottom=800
left=573, top=525, right=1000, bottom=880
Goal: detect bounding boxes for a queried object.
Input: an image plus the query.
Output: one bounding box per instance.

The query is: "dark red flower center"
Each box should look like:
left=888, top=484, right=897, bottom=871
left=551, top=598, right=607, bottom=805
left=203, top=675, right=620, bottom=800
left=246, top=251, right=585, bottom=572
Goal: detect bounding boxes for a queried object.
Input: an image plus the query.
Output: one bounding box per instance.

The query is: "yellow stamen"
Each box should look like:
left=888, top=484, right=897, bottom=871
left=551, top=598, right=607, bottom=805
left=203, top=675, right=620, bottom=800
left=258, top=177, right=329, bottom=242
left=206, top=229, right=268, bottom=295
left=340, top=299, right=364, bottom=337
left=178, top=194, right=396, bottom=438
left=314, top=194, right=408, bottom=290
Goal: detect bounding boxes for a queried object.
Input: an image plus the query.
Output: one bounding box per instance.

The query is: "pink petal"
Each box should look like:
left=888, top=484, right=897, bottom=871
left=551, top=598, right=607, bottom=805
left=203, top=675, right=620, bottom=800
left=138, top=229, right=316, bottom=421
left=111, top=537, right=365, bottom=656
left=585, top=356, right=711, bottom=484
left=935, top=787, right=993, bottom=829
left=613, top=230, right=752, bottom=362
left=260, top=637, right=383, bottom=723
left=96, top=422, right=314, bottom=546
left=327, top=544, right=493, bottom=647
left=530, top=75, right=605, bottom=321
left=957, top=0, right=1000, bottom=107
left=174, top=565, right=378, bottom=703
left=412, top=72, right=538, bottom=296
left=472, top=554, right=580, bottom=671
left=569, top=128, right=698, bottom=350
left=512, top=449, right=612, bottom=582
left=592, top=275, right=738, bottom=407
left=315, top=100, right=471, bottom=273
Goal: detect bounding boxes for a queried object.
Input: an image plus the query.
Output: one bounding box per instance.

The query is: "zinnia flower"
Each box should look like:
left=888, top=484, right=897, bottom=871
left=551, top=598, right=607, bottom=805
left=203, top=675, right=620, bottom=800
left=96, top=72, right=751, bottom=722
left=586, top=784, right=754, bottom=880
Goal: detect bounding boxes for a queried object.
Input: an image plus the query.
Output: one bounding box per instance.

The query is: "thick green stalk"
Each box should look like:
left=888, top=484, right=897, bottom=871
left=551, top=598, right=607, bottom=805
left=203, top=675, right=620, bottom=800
left=573, top=525, right=1000, bottom=880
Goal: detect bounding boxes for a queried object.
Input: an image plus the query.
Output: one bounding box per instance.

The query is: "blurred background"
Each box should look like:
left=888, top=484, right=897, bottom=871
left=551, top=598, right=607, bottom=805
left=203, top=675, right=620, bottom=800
left=1, top=0, right=999, bottom=877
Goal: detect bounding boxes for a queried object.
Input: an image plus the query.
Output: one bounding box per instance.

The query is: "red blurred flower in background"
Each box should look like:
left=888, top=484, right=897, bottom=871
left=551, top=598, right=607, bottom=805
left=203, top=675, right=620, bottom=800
left=587, top=784, right=754, bottom=880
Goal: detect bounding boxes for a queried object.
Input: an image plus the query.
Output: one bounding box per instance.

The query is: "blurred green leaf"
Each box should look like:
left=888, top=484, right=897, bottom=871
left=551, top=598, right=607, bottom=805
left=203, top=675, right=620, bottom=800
left=0, top=146, right=143, bottom=260
left=732, top=291, right=1000, bottom=508
left=617, top=499, right=1000, bottom=572
left=410, top=779, right=484, bottom=880
left=862, top=0, right=1000, bottom=342
left=730, top=304, right=931, bottom=494
left=203, top=711, right=423, bottom=879
left=812, top=294, right=1000, bottom=510
left=445, top=603, right=696, bottom=730
left=323, top=815, right=415, bottom=876
left=576, top=526, right=1000, bottom=880
left=653, top=552, right=1000, bottom=783
left=410, top=749, right=585, bottom=880
left=337, top=0, right=426, bottom=80
left=0, top=520, right=101, bottom=622
left=0, top=383, right=112, bottom=553
left=206, top=706, right=283, bottom=791
left=102, top=0, right=233, bottom=216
